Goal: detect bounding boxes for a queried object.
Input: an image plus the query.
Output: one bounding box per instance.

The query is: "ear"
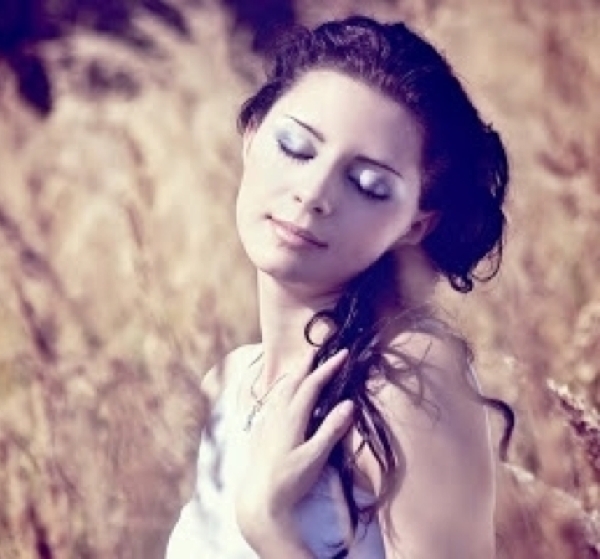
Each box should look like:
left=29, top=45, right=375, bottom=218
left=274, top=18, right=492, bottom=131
left=395, top=210, right=439, bottom=247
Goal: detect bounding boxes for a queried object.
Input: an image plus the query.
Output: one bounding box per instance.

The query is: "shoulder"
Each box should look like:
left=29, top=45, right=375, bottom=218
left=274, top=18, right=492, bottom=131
left=352, top=331, right=496, bottom=557
left=376, top=329, right=483, bottom=419
left=201, top=343, right=262, bottom=404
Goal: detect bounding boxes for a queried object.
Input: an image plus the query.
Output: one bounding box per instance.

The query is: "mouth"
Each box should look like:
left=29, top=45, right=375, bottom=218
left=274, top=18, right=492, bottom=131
left=269, top=217, right=328, bottom=249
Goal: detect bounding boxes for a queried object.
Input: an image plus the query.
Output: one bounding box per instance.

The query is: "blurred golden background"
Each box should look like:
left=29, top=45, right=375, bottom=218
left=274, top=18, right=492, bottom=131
left=0, top=0, right=598, bottom=557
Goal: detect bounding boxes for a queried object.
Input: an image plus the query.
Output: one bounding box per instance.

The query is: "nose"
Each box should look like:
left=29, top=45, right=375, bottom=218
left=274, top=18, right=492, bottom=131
left=292, top=164, right=338, bottom=216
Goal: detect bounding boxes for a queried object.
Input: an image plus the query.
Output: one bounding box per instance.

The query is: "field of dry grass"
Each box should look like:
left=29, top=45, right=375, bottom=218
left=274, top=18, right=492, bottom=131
left=0, top=0, right=599, bottom=557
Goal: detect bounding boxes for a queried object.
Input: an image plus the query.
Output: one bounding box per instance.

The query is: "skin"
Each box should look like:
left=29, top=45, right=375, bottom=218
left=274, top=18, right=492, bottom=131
left=218, top=70, right=495, bottom=558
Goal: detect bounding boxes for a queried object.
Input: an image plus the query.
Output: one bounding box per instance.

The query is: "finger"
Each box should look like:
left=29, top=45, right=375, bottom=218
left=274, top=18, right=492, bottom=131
left=299, top=400, right=355, bottom=467
left=272, top=351, right=318, bottom=401
left=291, top=349, right=349, bottom=422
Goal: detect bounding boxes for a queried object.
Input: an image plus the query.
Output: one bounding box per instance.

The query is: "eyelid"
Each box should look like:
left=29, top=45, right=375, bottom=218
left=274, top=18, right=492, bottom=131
left=276, top=126, right=313, bottom=152
left=278, top=141, right=312, bottom=163
left=356, top=157, right=403, bottom=180
left=349, top=164, right=387, bottom=185
left=283, top=115, right=325, bottom=142
left=348, top=165, right=393, bottom=200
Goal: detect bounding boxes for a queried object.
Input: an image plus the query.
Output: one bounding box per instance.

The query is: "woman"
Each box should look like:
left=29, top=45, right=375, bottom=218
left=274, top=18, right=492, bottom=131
left=166, top=15, right=513, bottom=559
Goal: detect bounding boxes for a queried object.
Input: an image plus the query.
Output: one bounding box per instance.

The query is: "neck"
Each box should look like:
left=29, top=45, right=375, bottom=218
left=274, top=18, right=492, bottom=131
left=256, top=272, right=341, bottom=386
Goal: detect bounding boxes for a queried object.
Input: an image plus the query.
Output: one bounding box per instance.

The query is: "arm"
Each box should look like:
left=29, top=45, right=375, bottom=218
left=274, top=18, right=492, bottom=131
left=351, top=333, right=496, bottom=559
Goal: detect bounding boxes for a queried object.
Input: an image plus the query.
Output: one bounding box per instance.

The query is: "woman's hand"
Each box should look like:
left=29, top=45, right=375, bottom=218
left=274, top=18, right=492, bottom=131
left=235, top=349, right=355, bottom=555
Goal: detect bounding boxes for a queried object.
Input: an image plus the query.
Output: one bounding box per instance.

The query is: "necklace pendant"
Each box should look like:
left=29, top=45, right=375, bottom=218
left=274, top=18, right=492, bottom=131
left=243, top=400, right=262, bottom=432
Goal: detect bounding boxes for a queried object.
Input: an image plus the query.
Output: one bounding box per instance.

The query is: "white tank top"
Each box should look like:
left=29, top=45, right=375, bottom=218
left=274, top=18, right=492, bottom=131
left=166, top=346, right=386, bottom=558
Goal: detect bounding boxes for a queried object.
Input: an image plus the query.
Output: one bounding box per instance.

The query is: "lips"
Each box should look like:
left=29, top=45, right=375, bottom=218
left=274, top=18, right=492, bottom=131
left=269, top=217, right=328, bottom=248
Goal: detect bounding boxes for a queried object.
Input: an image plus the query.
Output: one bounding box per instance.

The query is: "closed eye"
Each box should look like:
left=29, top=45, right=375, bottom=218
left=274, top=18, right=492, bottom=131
left=348, top=167, right=392, bottom=201
left=275, top=122, right=316, bottom=163
left=354, top=184, right=389, bottom=201
left=277, top=139, right=313, bottom=163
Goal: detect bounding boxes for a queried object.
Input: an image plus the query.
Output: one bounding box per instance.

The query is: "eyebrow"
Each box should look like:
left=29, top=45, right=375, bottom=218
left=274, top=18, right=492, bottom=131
left=285, top=115, right=403, bottom=179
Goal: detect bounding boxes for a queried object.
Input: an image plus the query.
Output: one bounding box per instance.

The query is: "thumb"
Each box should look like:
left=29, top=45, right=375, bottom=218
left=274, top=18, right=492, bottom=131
left=302, top=400, right=355, bottom=465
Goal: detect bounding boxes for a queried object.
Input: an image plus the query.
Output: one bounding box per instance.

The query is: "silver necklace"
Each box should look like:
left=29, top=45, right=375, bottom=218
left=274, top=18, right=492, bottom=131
left=243, top=355, right=287, bottom=432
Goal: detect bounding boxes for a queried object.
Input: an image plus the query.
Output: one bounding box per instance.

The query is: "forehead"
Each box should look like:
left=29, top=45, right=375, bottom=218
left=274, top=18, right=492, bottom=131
left=265, top=69, right=422, bottom=161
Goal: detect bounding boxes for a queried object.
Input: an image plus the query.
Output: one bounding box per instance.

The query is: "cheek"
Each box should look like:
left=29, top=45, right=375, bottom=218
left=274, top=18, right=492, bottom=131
left=240, top=145, right=282, bottom=199
left=353, top=207, right=411, bottom=248
left=331, top=222, right=392, bottom=275
left=236, top=155, right=263, bottom=217
left=337, top=208, right=416, bottom=273
left=235, top=151, right=281, bottom=236
left=237, top=158, right=267, bottom=212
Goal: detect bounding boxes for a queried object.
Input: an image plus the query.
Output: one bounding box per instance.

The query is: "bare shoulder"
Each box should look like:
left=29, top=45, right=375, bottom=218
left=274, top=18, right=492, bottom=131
left=353, top=331, right=496, bottom=558
left=377, top=329, right=485, bottom=418
left=200, top=343, right=262, bottom=405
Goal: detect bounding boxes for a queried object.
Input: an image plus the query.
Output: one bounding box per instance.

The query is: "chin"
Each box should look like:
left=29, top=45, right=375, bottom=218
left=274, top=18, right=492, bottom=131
left=258, top=260, right=355, bottom=299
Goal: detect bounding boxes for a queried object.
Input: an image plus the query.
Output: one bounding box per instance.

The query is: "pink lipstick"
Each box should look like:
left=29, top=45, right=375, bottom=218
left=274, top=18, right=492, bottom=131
left=269, top=217, right=327, bottom=249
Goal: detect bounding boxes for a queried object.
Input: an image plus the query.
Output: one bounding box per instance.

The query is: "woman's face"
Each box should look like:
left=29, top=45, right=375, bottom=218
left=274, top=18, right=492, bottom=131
left=236, top=69, right=430, bottom=296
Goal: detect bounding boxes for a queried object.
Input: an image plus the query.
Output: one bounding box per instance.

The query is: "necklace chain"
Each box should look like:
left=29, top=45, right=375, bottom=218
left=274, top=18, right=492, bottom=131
left=243, top=354, right=286, bottom=432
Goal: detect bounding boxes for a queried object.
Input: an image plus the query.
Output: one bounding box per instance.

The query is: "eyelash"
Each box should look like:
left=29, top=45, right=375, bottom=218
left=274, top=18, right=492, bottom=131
left=277, top=140, right=312, bottom=163
left=357, top=185, right=389, bottom=201
left=276, top=139, right=390, bottom=201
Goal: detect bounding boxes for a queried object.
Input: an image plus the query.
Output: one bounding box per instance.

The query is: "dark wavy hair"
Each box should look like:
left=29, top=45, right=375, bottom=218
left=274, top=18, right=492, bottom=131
left=238, top=15, right=514, bottom=548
